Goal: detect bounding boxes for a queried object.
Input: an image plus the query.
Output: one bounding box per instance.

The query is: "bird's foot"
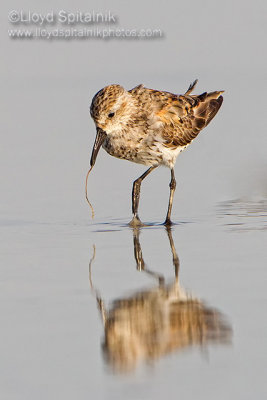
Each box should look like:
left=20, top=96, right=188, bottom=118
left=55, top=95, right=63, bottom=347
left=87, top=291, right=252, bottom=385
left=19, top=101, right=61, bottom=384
left=163, top=218, right=174, bottom=227
left=129, top=216, right=144, bottom=227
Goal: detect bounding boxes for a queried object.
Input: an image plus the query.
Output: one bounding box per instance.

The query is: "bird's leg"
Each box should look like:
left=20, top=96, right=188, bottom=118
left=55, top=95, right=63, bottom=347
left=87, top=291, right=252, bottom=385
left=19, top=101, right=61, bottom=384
left=164, top=168, right=176, bottom=226
left=130, top=166, right=157, bottom=226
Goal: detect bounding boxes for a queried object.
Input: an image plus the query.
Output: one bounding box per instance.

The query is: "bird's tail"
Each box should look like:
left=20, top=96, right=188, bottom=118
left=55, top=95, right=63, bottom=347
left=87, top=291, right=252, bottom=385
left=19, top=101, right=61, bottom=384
left=184, top=80, right=224, bottom=128
left=194, top=91, right=224, bottom=129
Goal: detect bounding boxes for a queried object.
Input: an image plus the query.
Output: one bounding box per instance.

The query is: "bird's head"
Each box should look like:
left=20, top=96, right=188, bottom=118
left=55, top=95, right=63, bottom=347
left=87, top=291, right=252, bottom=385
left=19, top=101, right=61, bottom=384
left=90, top=84, right=135, bottom=134
left=89, top=84, right=136, bottom=167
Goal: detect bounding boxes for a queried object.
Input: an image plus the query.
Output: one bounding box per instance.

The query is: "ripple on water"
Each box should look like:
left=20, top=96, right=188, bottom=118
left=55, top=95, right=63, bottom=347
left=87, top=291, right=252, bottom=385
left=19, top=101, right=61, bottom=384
left=217, top=198, right=267, bottom=232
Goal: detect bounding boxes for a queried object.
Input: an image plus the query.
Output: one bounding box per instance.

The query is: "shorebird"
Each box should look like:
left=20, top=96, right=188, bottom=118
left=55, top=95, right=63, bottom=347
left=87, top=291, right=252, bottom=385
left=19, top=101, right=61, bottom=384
left=87, top=80, right=223, bottom=225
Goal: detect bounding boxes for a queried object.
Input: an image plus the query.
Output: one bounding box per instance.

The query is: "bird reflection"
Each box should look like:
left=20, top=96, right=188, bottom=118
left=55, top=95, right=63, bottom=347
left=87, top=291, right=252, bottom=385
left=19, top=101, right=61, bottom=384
left=89, top=227, right=232, bottom=373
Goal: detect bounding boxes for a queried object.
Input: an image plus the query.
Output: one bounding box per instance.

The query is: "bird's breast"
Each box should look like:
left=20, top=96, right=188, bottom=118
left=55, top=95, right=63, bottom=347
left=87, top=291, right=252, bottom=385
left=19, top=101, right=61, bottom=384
left=103, top=133, right=144, bottom=164
left=102, top=130, right=184, bottom=168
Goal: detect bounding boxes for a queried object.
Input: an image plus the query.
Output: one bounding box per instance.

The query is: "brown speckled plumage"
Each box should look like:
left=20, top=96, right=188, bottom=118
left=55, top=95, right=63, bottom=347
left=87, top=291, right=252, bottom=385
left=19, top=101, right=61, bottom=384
left=88, top=80, right=224, bottom=225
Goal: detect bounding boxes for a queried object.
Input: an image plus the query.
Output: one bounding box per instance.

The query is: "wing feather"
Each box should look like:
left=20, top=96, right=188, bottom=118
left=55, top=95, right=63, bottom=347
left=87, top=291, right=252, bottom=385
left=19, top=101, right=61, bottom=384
left=157, top=91, right=224, bottom=148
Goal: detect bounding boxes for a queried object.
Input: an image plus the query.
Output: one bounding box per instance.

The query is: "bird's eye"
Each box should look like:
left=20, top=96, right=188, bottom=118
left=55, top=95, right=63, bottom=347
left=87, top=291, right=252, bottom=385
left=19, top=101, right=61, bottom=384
left=108, top=112, right=115, bottom=118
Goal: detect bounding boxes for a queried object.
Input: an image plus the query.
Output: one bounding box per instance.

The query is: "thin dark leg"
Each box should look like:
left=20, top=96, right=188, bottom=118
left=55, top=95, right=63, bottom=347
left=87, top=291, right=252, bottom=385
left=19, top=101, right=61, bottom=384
left=130, top=166, right=157, bottom=226
left=164, top=168, right=176, bottom=226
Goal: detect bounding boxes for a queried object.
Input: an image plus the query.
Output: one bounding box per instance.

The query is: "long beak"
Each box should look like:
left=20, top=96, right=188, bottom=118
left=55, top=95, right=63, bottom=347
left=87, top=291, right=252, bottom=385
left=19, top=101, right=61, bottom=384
left=90, top=127, right=107, bottom=167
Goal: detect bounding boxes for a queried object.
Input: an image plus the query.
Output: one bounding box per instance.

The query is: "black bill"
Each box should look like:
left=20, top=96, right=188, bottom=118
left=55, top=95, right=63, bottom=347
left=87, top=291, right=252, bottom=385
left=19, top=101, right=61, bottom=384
left=90, top=127, right=107, bottom=167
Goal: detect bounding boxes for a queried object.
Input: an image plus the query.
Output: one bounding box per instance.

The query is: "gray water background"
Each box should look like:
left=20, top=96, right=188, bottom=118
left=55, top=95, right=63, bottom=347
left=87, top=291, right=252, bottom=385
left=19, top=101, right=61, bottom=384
left=1, top=0, right=266, bottom=399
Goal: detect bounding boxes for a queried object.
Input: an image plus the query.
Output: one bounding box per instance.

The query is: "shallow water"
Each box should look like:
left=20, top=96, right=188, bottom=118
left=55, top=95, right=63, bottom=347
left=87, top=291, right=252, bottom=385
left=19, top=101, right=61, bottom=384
left=1, top=198, right=266, bottom=399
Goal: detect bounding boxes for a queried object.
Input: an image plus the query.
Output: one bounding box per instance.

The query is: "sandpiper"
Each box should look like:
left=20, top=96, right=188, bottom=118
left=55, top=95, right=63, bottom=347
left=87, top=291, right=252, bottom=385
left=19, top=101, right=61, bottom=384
left=87, top=80, right=223, bottom=225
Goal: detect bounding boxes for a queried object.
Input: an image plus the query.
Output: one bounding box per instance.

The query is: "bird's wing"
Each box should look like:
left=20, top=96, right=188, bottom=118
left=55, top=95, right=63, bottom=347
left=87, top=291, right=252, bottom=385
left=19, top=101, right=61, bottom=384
left=129, top=84, right=224, bottom=148
left=155, top=91, right=224, bottom=148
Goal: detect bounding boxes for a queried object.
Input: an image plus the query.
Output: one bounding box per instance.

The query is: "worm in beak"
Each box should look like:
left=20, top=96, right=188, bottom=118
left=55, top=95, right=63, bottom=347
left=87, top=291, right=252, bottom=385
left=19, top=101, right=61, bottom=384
left=85, top=127, right=107, bottom=218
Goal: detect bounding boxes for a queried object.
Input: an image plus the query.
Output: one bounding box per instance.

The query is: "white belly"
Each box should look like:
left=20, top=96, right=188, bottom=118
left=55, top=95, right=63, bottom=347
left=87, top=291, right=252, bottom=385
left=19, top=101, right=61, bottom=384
left=103, top=132, right=186, bottom=168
